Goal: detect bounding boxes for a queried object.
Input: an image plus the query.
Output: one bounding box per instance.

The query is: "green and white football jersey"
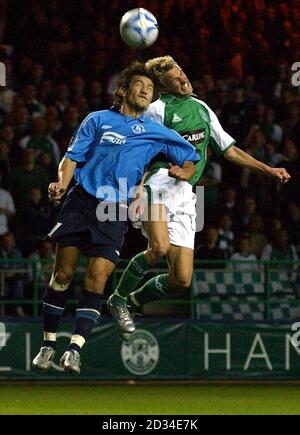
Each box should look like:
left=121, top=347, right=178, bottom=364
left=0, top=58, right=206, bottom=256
left=145, top=94, right=235, bottom=185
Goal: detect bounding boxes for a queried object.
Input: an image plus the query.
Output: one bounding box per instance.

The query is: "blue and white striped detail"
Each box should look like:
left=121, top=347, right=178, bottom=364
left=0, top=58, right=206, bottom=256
left=43, top=302, right=65, bottom=316
left=76, top=308, right=100, bottom=323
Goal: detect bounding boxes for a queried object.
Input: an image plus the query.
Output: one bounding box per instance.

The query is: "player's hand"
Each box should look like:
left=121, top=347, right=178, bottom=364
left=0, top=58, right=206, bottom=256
left=270, top=168, right=291, bottom=184
left=128, top=185, right=145, bottom=222
left=48, top=182, right=67, bottom=203
left=168, top=163, right=189, bottom=181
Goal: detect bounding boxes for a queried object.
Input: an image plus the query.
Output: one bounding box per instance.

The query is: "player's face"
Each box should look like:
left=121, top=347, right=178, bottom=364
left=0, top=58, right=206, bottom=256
left=125, top=75, right=154, bottom=112
left=163, top=65, right=193, bottom=96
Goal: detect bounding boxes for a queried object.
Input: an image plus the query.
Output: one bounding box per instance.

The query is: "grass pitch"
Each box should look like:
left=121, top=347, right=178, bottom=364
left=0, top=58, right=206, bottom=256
left=0, top=384, right=300, bottom=415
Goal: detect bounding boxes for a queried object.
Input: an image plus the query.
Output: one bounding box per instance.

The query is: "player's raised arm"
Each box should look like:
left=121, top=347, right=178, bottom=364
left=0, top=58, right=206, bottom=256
left=224, top=145, right=291, bottom=184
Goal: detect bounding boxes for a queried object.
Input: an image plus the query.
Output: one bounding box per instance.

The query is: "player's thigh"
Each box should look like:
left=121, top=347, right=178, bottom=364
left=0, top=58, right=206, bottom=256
left=53, top=244, right=80, bottom=280
left=85, top=257, right=116, bottom=294
left=143, top=204, right=170, bottom=248
left=167, top=244, right=194, bottom=289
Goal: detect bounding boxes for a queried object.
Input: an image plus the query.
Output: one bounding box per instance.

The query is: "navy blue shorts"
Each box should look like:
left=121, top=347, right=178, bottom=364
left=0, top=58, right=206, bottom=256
left=47, top=185, right=128, bottom=263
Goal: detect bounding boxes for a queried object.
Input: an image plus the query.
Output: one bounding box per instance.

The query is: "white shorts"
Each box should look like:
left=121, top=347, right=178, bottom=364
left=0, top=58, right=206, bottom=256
left=134, top=169, right=196, bottom=250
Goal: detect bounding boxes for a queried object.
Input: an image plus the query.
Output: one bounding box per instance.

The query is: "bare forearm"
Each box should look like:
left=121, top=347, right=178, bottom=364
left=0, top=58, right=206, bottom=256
left=224, top=146, right=273, bottom=176
left=58, top=157, right=77, bottom=189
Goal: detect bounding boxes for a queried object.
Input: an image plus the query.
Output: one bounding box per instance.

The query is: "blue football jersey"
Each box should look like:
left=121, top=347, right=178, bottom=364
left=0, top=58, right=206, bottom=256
left=65, top=109, right=200, bottom=203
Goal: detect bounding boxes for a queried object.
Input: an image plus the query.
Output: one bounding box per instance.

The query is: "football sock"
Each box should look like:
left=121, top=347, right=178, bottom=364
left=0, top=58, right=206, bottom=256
left=67, top=291, right=102, bottom=354
left=43, top=286, right=69, bottom=350
left=113, top=252, right=150, bottom=305
left=129, top=274, right=170, bottom=307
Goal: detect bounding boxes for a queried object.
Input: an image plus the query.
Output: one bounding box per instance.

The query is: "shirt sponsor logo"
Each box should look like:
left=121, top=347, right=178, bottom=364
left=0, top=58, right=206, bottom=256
left=100, top=132, right=126, bottom=145
left=182, top=129, right=205, bottom=145
left=131, top=124, right=146, bottom=134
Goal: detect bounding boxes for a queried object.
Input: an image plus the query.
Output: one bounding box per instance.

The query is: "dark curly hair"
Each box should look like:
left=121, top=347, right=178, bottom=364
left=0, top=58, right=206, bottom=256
left=113, top=61, right=159, bottom=110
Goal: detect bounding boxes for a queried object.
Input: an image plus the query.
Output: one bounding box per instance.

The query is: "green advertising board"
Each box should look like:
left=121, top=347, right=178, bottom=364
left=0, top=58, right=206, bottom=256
left=0, top=320, right=300, bottom=380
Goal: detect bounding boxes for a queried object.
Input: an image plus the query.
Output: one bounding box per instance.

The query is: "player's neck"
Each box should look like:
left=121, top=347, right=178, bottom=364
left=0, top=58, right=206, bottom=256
left=121, top=103, right=145, bottom=119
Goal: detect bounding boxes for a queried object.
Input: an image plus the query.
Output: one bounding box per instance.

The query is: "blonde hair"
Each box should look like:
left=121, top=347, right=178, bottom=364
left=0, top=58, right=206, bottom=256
left=145, top=55, right=177, bottom=88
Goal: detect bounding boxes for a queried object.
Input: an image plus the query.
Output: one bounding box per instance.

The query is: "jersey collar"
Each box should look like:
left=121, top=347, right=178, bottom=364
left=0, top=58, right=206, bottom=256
left=124, top=114, right=146, bottom=123
left=110, top=106, right=146, bottom=122
left=161, top=93, right=197, bottom=103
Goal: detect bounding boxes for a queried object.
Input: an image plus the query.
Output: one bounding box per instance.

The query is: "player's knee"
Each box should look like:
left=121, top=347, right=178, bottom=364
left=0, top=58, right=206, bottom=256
left=151, top=241, right=170, bottom=261
left=169, top=275, right=192, bottom=291
left=86, top=270, right=111, bottom=289
left=50, top=269, right=74, bottom=291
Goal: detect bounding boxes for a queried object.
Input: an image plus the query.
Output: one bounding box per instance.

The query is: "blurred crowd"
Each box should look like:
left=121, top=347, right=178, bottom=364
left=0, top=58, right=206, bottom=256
left=0, top=0, right=299, bottom=314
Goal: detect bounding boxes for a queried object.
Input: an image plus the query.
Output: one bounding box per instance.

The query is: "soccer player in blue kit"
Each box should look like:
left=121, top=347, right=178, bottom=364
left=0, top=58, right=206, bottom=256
left=32, top=62, right=199, bottom=374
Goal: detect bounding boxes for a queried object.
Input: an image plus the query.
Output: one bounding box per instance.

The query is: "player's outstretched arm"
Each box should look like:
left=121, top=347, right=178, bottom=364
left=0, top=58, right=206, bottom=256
left=48, top=157, right=77, bottom=202
left=168, top=161, right=195, bottom=181
left=224, top=145, right=291, bottom=184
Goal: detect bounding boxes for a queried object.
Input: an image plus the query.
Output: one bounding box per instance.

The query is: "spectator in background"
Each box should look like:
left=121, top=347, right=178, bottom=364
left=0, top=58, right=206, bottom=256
left=281, top=102, right=300, bottom=139
left=28, top=240, right=54, bottom=284
left=22, top=187, right=53, bottom=256
left=229, top=236, right=259, bottom=270
left=277, top=139, right=300, bottom=205
left=19, top=117, right=60, bottom=167
left=11, top=106, right=31, bottom=140
left=88, top=81, right=104, bottom=111
left=0, top=124, right=23, bottom=168
left=0, top=232, right=26, bottom=317
left=217, top=183, right=237, bottom=211
left=200, top=147, right=222, bottom=211
left=239, top=196, right=258, bottom=232
left=55, top=84, right=70, bottom=114
left=29, top=63, right=44, bottom=87
left=285, top=203, right=300, bottom=255
left=261, top=229, right=298, bottom=263
left=265, top=140, right=284, bottom=168
left=217, top=214, right=235, bottom=259
left=262, top=107, right=283, bottom=143
left=0, top=139, right=11, bottom=189
left=196, top=226, right=225, bottom=268
left=38, top=151, right=57, bottom=180
left=55, top=106, right=80, bottom=153
left=22, top=84, right=46, bottom=118
left=45, top=106, right=62, bottom=136
left=220, top=87, right=249, bottom=143
left=11, top=148, right=49, bottom=215
left=0, top=82, right=16, bottom=114
left=247, top=215, right=268, bottom=258
left=0, top=174, right=15, bottom=236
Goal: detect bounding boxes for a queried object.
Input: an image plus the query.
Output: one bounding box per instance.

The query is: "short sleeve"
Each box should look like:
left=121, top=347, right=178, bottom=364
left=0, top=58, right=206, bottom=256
left=145, top=100, right=165, bottom=125
left=65, top=114, right=97, bottom=163
left=199, top=100, right=235, bottom=155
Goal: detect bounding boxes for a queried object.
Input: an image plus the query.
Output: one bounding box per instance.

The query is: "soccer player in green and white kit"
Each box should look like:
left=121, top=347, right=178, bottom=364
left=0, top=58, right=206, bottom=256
left=108, top=55, right=291, bottom=337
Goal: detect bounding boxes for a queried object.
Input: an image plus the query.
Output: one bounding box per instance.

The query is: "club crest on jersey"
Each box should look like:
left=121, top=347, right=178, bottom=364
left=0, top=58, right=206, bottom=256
left=100, top=131, right=126, bottom=145
left=131, top=124, right=146, bottom=134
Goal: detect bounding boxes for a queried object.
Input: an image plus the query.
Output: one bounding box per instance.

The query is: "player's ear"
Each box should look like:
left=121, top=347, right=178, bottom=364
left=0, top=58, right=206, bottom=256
left=117, top=86, right=126, bottom=98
